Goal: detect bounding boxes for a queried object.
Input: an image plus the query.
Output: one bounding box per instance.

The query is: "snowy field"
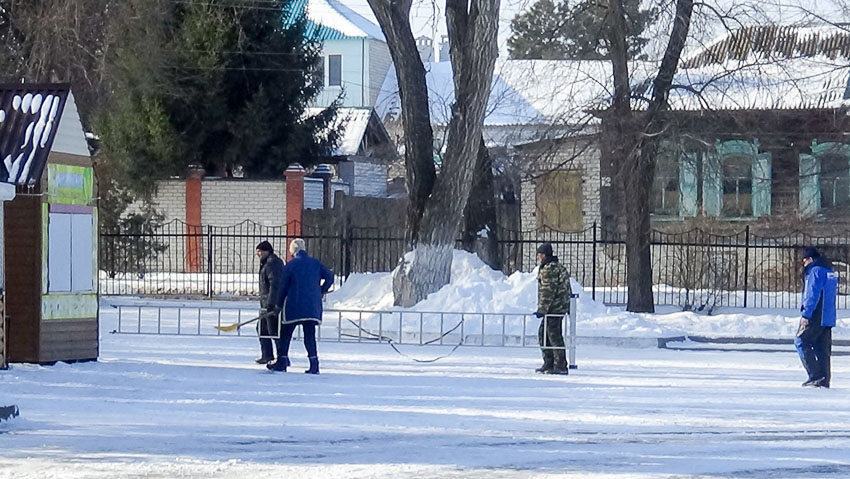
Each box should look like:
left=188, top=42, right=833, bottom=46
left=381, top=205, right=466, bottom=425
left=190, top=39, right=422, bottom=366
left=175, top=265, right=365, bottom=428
left=2, top=324, right=849, bottom=479
left=2, top=251, right=850, bottom=478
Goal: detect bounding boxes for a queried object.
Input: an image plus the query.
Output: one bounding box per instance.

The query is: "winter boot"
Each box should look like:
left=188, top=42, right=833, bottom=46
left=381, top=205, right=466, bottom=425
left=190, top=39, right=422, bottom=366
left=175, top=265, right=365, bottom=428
left=803, top=377, right=828, bottom=388
left=266, top=356, right=288, bottom=372
left=255, top=356, right=274, bottom=365
left=305, top=356, right=320, bottom=374
left=547, top=350, right=569, bottom=375
left=535, top=356, right=554, bottom=374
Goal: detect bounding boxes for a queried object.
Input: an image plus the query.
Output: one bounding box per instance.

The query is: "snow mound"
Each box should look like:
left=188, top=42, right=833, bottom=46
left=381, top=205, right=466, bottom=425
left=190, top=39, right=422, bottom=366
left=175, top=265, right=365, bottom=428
left=327, top=249, right=610, bottom=315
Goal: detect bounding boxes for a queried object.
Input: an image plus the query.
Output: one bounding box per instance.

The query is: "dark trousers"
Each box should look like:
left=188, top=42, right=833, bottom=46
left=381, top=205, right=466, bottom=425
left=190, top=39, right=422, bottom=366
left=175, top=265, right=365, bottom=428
left=257, top=312, right=279, bottom=359
left=538, top=315, right=566, bottom=366
left=274, top=321, right=318, bottom=358
left=795, top=320, right=832, bottom=385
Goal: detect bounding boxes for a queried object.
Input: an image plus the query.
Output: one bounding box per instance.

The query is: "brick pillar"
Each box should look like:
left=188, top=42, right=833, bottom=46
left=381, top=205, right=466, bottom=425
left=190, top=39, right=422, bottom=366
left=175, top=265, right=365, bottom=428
left=185, top=165, right=205, bottom=272
left=285, top=163, right=306, bottom=260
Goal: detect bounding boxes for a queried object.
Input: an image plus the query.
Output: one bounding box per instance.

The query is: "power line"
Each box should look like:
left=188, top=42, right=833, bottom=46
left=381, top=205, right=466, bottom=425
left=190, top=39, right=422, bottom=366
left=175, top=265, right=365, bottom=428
left=177, top=49, right=315, bottom=56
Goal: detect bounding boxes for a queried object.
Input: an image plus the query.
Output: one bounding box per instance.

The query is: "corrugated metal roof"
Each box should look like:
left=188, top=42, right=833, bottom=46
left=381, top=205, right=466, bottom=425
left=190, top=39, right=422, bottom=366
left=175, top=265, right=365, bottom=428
left=0, top=84, right=70, bottom=186
left=683, top=25, right=850, bottom=68
left=306, top=107, right=388, bottom=156
left=287, top=0, right=384, bottom=41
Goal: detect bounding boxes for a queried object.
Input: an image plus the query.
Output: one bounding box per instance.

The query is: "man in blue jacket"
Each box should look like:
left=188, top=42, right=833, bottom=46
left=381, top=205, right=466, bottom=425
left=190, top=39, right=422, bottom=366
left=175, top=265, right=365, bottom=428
left=796, top=246, right=838, bottom=388
left=267, top=238, right=334, bottom=374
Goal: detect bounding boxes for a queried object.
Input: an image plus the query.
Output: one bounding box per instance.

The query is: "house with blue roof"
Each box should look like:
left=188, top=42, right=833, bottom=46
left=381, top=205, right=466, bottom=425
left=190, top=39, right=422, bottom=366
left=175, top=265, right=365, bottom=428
left=292, top=0, right=392, bottom=109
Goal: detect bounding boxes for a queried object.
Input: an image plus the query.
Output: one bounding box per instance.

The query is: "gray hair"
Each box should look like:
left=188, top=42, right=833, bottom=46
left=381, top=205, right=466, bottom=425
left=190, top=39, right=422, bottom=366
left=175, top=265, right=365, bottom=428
left=289, top=238, right=306, bottom=255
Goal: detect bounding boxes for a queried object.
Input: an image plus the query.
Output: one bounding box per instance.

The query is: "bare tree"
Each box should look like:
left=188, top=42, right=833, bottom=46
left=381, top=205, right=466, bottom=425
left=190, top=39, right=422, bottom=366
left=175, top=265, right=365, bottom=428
left=368, top=0, right=501, bottom=306
left=604, top=0, right=694, bottom=312
left=0, top=0, right=113, bottom=127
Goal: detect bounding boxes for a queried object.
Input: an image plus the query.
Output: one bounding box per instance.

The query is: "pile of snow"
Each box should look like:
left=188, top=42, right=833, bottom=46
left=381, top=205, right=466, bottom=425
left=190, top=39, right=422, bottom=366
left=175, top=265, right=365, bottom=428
left=327, top=250, right=849, bottom=340
left=328, top=250, right=606, bottom=314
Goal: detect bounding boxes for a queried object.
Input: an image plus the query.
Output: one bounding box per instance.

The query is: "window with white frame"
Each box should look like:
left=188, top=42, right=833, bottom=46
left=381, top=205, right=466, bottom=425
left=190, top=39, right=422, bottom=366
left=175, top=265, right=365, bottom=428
left=327, top=54, right=342, bottom=87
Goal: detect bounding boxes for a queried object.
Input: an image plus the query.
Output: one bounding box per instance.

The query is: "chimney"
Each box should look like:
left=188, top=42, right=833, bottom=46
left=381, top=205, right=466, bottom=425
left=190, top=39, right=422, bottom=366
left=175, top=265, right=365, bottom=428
left=416, top=36, right=434, bottom=64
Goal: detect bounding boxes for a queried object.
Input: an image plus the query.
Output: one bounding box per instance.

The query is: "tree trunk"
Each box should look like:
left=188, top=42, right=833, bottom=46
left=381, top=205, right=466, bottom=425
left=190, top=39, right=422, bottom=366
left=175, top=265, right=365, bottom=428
left=377, top=0, right=500, bottom=306
left=606, top=0, right=693, bottom=313
left=624, top=141, right=656, bottom=312
left=462, top=137, right=501, bottom=270
left=366, top=0, right=435, bottom=243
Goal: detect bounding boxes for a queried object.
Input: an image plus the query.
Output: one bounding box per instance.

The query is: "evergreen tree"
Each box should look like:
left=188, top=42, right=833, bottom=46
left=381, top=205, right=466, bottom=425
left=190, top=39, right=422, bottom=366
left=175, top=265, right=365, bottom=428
left=98, top=0, right=339, bottom=197
left=508, top=0, right=653, bottom=60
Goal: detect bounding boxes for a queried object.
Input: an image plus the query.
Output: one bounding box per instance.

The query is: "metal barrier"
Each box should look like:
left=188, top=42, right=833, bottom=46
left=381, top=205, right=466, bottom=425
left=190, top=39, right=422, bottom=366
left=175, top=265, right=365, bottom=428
left=539, top=295, right=578, bottom=369
left=104, top=299, right=579, bottom=366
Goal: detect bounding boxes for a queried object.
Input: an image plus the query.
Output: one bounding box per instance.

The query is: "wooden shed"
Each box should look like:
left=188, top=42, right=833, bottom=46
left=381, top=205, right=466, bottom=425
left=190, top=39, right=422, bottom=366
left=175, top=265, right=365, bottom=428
left=1, top=84, right=98, bottom=365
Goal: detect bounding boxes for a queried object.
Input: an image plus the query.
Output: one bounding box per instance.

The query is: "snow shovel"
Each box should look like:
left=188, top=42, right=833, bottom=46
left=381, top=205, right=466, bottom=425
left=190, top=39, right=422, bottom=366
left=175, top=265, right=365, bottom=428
left=215, top=311, right=274, bottom=332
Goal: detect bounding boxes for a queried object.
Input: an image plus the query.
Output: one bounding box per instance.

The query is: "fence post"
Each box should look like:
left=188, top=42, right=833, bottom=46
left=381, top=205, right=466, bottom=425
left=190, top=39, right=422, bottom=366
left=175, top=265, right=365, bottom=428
left=592, top=221, right=597, bottom=301
left=743, top=225, right=750, bottom=308
left=343, top=213, right=352, bottom=280
left=569, top=293, right=578, bottom=369
left=207, top=225, right=213, bottom=298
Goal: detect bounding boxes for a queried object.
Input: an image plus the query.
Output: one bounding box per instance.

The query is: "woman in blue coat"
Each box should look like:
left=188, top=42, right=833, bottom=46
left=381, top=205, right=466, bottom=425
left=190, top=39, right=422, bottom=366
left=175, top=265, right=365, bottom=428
left=267, top=238, right=334, bottom=374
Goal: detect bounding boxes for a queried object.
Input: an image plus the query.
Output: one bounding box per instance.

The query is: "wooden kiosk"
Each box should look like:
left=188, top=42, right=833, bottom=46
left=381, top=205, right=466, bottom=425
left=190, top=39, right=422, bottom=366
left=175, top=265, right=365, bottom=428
left=1, top=84, right=98, bottom=365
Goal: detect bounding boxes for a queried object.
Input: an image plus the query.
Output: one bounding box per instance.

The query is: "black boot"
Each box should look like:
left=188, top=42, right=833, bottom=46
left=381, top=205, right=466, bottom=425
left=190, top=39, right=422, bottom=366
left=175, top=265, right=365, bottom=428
left=547, top=350, right=569, bottom=375
left=535, top=355, right=554, bottom=374
left=255, top=356, right=273, bottom=365
left=305, top=356, right=319, bottom=374
left=267, top=356, right=288, bottom=372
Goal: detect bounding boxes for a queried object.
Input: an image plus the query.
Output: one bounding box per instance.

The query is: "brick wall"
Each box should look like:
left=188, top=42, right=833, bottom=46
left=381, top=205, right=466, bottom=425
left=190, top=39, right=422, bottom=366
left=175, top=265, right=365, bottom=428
left=520, top=138, right=602, bottom=233
left=517, top=137, right=602, bottom=273
left=201, top=180, right=286, bottom=227
left=151, top=180, right=186, bottom=223
left=147, top=179, right=288, bottom=227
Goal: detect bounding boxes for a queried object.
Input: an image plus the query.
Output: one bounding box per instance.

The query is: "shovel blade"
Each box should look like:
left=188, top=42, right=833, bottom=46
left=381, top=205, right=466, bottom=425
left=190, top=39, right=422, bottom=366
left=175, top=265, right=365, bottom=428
left=214, top=323, right=240, bottom=332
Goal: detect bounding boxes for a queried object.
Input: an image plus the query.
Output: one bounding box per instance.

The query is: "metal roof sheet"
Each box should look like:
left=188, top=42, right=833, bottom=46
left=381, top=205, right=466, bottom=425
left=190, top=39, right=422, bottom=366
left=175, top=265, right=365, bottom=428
left=288, top=0, right=384, bottom=41
left=682, top=25, right=850, bottom=69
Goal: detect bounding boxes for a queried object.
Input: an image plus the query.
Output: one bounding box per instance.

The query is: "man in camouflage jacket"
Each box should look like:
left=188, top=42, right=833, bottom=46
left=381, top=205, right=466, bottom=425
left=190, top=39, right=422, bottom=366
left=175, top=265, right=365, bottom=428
left=535, top=243, right=571, bottom=374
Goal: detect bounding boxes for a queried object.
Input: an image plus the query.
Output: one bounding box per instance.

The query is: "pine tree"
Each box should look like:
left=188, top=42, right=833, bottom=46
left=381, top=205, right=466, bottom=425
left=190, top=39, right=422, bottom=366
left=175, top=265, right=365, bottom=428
left=98, top=0, right=339, bottom=197
left=508, top=0, right=653, bottom=60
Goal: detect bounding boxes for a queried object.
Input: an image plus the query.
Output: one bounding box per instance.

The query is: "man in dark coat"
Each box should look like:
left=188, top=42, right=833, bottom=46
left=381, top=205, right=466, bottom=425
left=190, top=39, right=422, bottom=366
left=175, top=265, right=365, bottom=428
left=267, top=238, right=334, bottom=374
left=255, top=241, right=285, bottom=365
left=535, top=243, right=571, bottom=375
left=795, top=246, right=838, bottom=388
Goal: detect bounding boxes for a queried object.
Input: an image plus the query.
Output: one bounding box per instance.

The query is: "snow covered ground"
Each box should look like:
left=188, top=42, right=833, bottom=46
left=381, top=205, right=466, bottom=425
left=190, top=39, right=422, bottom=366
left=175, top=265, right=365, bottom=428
left=2, top=251, right=849, bottom=478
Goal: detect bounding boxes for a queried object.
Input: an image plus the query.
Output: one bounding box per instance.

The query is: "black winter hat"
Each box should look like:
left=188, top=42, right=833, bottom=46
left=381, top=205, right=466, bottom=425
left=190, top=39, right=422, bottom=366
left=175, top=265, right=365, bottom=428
left=256, top=241, right=274, bottom=252
left=537, top=243, right=553, bottom=257
left=803, top=246, right=820, bottom=259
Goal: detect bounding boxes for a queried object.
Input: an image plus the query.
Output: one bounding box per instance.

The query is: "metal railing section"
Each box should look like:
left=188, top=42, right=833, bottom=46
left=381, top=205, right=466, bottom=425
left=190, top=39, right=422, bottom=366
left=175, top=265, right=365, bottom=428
left=105, top=298, right=580, bottom=365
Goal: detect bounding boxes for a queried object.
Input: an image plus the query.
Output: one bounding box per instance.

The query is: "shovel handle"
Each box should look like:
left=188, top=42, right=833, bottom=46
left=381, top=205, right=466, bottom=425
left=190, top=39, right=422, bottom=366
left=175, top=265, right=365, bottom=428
left=213, top=311, right=274, bottom=332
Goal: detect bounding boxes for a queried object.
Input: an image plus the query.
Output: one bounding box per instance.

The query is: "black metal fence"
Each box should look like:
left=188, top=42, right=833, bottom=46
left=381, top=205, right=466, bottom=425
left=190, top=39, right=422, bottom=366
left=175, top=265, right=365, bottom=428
left=99, top=219, right=406, bottom=297
left=100, top=220, right=850, bottom=310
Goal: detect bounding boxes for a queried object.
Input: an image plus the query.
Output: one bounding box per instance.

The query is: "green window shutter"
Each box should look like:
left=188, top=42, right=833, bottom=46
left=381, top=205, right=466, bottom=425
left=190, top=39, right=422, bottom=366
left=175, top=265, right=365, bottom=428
left=702, top=151, right=722, bottom=216
left=752, top=151, right=772, bottom=217
left=679, top=152, right=698, bottom=216
left=799, top=153, right=820, bottom=215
